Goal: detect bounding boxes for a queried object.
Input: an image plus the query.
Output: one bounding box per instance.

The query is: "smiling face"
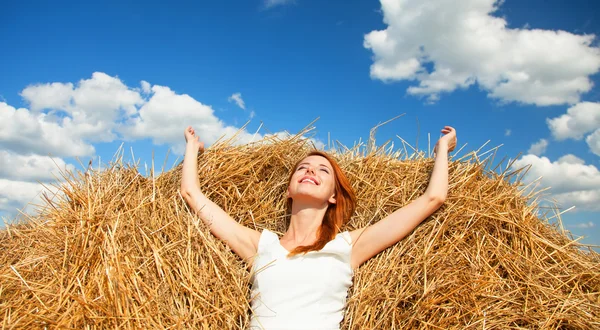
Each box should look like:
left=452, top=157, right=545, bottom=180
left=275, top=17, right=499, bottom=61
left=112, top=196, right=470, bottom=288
left=287, top=155, right=337, bottom=206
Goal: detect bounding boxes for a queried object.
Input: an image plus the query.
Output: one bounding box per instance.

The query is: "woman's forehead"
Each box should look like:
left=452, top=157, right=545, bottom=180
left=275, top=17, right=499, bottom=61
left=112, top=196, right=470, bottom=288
left=299, top=155, right=332, bottom=167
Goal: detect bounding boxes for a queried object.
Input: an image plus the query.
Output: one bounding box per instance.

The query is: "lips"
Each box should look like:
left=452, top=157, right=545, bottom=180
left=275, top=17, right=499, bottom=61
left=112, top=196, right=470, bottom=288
left=299, top=176, right=319, bottom=185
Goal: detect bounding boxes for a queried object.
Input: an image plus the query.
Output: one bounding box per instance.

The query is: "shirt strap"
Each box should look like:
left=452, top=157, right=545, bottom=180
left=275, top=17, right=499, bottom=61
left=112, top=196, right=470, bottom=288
left=257, top=228, right=279, bottom=254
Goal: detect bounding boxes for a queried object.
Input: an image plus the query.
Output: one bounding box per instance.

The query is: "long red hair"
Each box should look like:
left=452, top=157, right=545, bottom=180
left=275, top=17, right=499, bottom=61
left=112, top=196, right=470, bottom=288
left=286, top=150, right=356, bottom=256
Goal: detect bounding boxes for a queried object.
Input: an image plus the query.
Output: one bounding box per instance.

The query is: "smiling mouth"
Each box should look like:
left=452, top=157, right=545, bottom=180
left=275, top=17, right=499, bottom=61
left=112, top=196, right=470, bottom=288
left=299, top=178, right=319, bottom=185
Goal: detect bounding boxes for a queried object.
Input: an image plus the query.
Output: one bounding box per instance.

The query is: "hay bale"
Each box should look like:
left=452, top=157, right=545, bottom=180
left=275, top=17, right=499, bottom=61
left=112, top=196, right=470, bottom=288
left=1, top=133, right=599, bottom=329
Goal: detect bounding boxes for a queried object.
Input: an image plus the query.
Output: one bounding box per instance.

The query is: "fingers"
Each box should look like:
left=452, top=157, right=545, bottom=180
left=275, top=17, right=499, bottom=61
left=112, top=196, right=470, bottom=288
left=185, top=126, right=197, bottom=136
left=185, top=126, right=204, bottom=148
left=440, top=126, right=455, bottom=136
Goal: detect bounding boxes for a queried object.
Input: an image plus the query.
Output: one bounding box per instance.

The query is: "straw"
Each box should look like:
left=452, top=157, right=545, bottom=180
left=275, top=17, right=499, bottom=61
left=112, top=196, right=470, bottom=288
left=1, top=127, right=598, bottom=329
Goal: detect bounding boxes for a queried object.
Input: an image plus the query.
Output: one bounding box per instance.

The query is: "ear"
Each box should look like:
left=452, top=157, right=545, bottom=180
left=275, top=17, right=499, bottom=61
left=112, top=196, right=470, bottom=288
left=287, top=186, right=291, bottom=199
left=328, top=194, right=336, bottom=204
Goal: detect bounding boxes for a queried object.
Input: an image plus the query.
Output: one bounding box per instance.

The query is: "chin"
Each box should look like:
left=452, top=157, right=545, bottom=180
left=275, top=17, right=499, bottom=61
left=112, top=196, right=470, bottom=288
left=290, top=192, right=329, bottom=205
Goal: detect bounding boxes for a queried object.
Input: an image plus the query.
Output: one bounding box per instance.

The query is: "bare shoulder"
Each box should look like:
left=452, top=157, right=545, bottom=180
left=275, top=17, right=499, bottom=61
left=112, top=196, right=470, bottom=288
left=349, top=228, right=366, bottom=245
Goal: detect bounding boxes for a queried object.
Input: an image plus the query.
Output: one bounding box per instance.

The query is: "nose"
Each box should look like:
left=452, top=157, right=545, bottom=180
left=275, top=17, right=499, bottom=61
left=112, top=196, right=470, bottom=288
left=305, top=165, right=315, bottom=175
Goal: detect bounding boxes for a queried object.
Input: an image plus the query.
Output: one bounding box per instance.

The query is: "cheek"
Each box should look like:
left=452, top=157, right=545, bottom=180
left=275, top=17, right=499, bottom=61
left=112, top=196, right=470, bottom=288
left=287, top=181, right=295, bottom=194
left=324, top=178, right=336, bottom=194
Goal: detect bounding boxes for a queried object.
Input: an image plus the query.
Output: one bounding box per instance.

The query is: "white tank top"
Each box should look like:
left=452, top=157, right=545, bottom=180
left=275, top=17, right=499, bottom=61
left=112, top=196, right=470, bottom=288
left=249, top=229, right=353, bottom=330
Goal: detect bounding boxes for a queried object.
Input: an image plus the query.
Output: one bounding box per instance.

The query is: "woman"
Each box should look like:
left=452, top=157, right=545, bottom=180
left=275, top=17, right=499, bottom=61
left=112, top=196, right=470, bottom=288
left=180, top=125, right=457, bottom=329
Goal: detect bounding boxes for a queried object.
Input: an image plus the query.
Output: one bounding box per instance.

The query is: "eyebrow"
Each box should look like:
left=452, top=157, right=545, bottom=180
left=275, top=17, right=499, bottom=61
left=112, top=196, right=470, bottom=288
left=297, top=162, right=332, bottom=171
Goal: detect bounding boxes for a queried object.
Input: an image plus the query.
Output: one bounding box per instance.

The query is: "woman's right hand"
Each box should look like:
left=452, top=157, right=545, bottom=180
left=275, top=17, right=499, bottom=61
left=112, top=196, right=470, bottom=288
left=184, top=126, right=205, bottom=152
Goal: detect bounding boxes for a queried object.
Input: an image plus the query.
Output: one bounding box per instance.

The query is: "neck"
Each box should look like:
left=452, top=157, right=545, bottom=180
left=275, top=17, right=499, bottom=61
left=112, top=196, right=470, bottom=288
left=285, top=200, right=329, bottom=244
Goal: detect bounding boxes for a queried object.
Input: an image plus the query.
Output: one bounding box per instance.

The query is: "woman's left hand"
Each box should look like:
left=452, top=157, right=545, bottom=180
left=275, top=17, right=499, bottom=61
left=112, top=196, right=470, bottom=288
left=435, top=126, right=457, bottom=153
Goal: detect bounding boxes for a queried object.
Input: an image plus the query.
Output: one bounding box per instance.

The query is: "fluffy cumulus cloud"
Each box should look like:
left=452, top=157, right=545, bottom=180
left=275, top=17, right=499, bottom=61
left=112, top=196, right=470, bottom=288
left=0, top=151, right=74, bottom=182
left=364, top=0, right=600, bottom=105
left=123, top=85, right=260, bottom=153
left=1, top=72, right=269, bottom=218
left=21, top=72, right=144, bottom=142
left=512, top=154, right=600, bottom=211
left=0, top=102, right=95, bottom=157
left=586, top=130, right=600, bottom=156
left=2, top=72, right=263, bottom=158
left=0, top=179, right=56, bottom=218
left=547, top=102, right=600, bottom=140
left=0, top=72, right=146, bottom=160
left=527, top=139, right=548, bottom=156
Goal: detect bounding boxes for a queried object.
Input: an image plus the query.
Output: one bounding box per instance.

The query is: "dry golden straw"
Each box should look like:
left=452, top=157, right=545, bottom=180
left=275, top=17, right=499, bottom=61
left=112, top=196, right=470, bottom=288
left=1, top=126, right=599, bottom=329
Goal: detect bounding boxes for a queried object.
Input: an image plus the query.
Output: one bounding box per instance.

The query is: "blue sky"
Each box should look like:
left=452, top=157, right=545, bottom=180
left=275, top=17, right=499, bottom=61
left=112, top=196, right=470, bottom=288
left=1, top=0, right=600, bottom=248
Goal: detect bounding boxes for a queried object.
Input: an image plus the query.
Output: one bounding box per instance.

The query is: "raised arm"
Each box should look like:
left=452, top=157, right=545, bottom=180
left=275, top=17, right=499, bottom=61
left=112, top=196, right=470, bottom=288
left=180, top=126, right=260, bottom=262
left=349, top=126, right=457, bottom=269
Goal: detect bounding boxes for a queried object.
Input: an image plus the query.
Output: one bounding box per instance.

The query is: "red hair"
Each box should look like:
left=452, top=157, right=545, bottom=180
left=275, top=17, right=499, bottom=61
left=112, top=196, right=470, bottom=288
left=286, top=150, right=356, bottom=256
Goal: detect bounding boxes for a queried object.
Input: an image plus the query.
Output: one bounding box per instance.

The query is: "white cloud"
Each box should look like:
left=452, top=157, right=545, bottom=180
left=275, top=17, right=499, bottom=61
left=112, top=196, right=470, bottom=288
left=261, top=131, right=325, bottom=150
left=141, top=80, right=151, bottom=94
left=20, top=82, right=74, bottom=112
left=571, top=221, right=595, bottom=229
left=364, top=0, right=600, bottom=105
left=512, top=154, right=600, bottom=211
left=22, top=72, right=142, bottom=117
left=0, top=179, right=41, bottom=211
left=0, top=179, right=59, bottom=216
left=21, top=72, right=144, bottom=142
left=0, top=102, right=95, bottom=157
left=0, top=149, right=71, bottom=217
left=554, top=190, right=600, bottom=211
left=527, top=138, right=548, bottom=156
left=0, top=72, right=148, bottom=160
left=0, top=151, right=74, bottom=182
left=556, top=154, right=585, bottom=165
left=505, top=129, right=511, bottom=137
left=264, top=0, right=295, bottom=9
left=586, top=129, right=600, bottom=156
left=547, top=102, right=600, bottom=140
left=1, top=72, right=273, bottom=219
left=228, top=92, right=246, bottom=110
left=312, top=138, right=326, bottom=150
left=5, top=73, right=266, bottom=158
left=122, top=85, right=260, bottom=153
